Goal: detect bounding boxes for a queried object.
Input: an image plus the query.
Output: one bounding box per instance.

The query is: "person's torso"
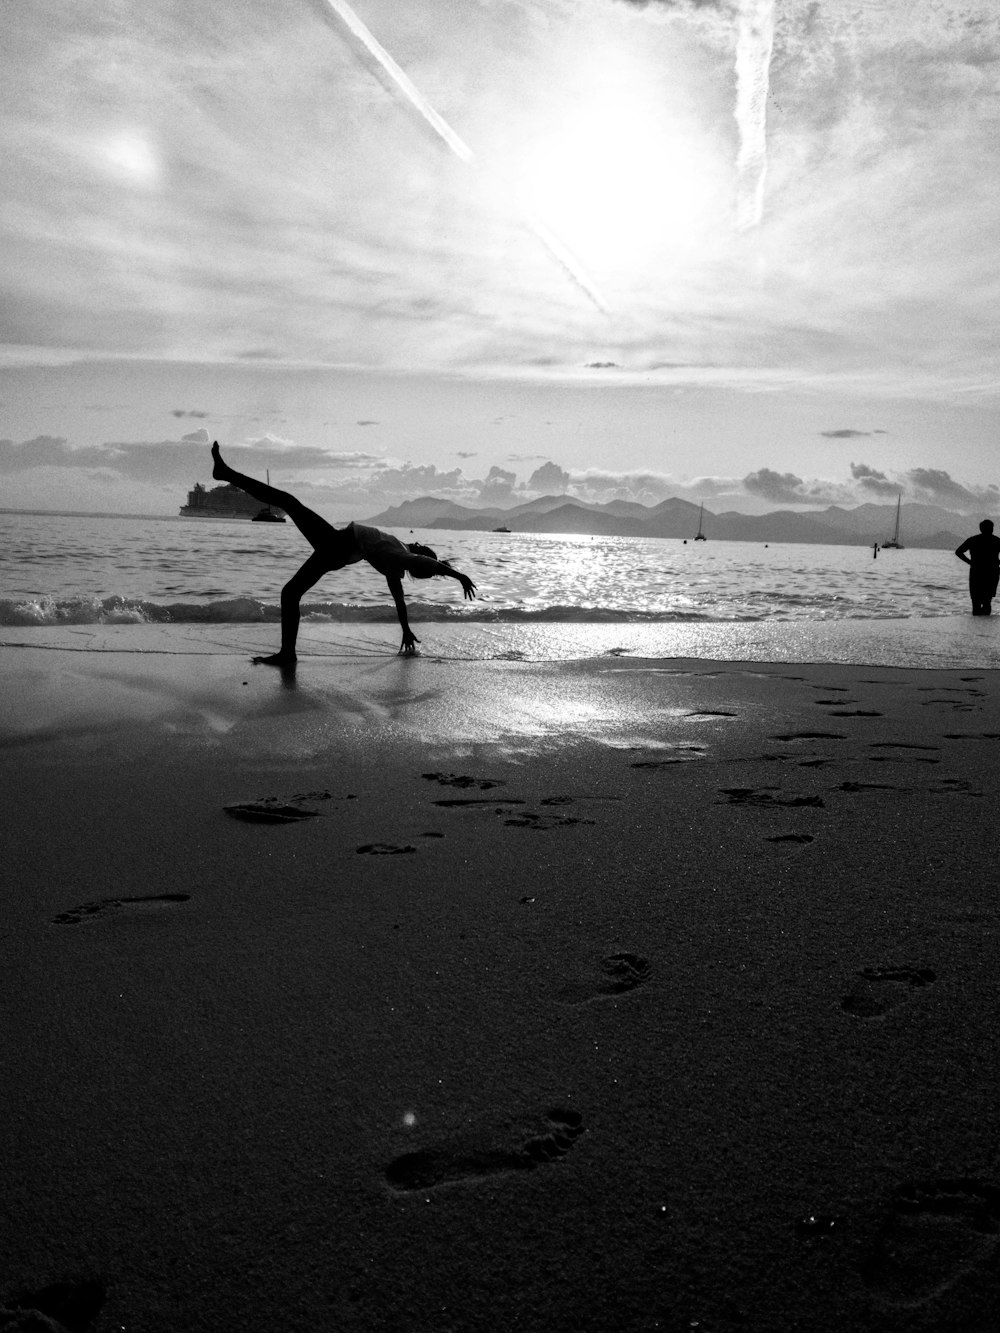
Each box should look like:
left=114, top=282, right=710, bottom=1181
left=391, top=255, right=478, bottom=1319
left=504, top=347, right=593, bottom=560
left=965, top=533, right=1000, bottom=566
left=348, top=522, right=411, bottom=568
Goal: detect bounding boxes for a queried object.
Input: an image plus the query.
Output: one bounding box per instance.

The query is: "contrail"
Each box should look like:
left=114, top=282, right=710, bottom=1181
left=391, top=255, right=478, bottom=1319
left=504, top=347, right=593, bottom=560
left=319, top=0, right=608, bottom=313
left=733, top=0, right=775, bottom=231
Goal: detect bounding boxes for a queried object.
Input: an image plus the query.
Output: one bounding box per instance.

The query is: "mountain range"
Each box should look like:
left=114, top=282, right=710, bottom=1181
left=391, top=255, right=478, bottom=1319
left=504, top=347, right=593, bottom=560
left=364, top=495, right=974, bottom=549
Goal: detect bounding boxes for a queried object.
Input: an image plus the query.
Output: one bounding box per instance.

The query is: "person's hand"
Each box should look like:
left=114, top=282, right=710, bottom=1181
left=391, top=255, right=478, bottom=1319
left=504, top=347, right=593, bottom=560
left=459, top=574, right=477, bottom=600
left=399, top=629, right=420, bottom=655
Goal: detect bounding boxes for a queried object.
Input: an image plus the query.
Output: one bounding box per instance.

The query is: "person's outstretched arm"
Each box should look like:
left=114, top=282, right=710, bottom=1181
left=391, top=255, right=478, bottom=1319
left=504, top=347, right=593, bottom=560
left=398, top=553, right=477, bottom=599
left=386, top=575, right=420, bottom=655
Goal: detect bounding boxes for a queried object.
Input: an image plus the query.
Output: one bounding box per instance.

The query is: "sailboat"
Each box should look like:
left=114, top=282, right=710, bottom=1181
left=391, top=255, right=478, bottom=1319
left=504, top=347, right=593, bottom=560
left=881, top=494, right=903, bottom=549
left=694, top=504, right=707, bottom=541
left=252, top=471, right=286, bottom=523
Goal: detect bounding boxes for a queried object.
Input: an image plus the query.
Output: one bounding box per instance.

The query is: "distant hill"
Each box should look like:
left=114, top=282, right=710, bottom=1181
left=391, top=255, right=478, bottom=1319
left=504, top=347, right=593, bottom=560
left=364, top=495, right=973, bottom=549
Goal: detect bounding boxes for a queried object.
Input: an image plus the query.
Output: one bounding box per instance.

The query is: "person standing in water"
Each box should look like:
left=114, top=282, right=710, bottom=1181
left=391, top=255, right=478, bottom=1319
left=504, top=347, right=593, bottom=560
left=209, top=442, right=476, bottom=664
left=955, top=519, right=1000, bottom=616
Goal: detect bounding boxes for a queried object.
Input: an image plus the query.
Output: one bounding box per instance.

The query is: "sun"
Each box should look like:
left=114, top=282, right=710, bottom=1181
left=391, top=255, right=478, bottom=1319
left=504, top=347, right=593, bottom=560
left=513, top=54, right=720, bottom=285
left=100, top=131, right=161, bottom=188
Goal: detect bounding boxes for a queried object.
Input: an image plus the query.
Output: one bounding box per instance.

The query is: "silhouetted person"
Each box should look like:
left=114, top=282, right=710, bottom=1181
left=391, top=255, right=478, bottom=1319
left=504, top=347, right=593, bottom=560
left=210, top=442, right=476, bottom=664
left=872, top=542, right=879, bottom=559
left=955, top=519, right=1000, bottom=616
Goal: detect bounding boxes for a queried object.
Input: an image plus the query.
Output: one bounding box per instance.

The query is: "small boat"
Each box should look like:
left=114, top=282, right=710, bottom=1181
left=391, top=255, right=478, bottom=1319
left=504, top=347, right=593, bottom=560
left=694, top=504, right=707, bottom=541
left=881, top=494, right=903, bottom=549
left=493, top=525, right=511, bottom=533
left=252, top=471, right=286, bottom=523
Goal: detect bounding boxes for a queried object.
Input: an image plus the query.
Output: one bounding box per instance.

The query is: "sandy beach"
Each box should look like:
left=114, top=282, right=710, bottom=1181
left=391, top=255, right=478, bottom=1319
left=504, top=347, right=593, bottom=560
left=3, top=626, right=999, bottom=1332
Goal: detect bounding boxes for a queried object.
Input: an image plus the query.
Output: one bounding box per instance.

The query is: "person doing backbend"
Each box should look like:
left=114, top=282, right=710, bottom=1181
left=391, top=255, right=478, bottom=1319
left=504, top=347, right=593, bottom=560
left=210, top=442, right=476, bottom=664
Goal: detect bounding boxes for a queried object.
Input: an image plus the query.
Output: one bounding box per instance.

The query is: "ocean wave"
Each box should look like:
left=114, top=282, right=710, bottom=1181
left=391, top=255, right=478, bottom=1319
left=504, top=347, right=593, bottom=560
left=0, top=594, right=953, bottom=628
left=0, top=595, right=273, bottom=626
left=0, top=595, right=741, bottom=627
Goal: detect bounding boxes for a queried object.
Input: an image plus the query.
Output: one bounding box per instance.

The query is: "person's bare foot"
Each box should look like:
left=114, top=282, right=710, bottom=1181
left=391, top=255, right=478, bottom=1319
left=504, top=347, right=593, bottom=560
left=211, top=440, right=227, bottom=480
left=253, top=652, right=297, bottom=668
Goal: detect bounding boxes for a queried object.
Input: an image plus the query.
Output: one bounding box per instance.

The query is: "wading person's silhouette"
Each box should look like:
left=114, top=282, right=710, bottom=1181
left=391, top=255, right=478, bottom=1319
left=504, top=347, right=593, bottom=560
left=210, top=443, right=476, bottom=664
left=955, top=519, right=1000, bottom=616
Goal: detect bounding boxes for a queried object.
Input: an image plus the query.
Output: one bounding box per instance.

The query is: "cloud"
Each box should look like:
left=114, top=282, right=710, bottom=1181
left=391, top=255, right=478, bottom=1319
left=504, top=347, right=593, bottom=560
left=821, top=429, right=873, bottom=438
left=171, top=409, right=208, bottom=418
left=527, top=461, right=571, bottom=492
left=742, top=467, right=806, bottom=503
left=0, top=434, right=383, bottom=484
left=456, top=451, right=477, bottom=458
left=479, top=465, right=517, bottom=502
left=585, top=362, right=620, bottom=369
left=907, top=467, right=1000, bottom=509
left=356, top=419, right=379, bottom=426
left=0, top=436, right=73, bottom=472
left=614, top=0, right=737, bottom=18
left=741, top=467, right=852, bottom=506
left=362, top=463, right=467, bottom=496
left=850, top=460, right=899, bottom=497
left=850, top=462, right=887, bottom=480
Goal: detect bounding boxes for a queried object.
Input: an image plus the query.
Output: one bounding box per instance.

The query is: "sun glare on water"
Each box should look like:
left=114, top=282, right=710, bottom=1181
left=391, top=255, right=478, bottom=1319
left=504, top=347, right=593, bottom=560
left=514, top=55, right=719, bottom=285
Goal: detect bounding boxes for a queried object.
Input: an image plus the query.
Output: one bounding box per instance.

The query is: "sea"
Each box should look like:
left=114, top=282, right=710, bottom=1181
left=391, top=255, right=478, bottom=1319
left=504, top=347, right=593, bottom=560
left=2, top=509, right=997, bottom=668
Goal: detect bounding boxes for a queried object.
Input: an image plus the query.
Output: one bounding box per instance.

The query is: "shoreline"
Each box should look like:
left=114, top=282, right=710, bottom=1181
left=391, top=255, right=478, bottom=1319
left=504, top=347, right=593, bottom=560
left=3, top=630, right=1000, bottom=1330
left=2, top=612, right=1000, bottom=671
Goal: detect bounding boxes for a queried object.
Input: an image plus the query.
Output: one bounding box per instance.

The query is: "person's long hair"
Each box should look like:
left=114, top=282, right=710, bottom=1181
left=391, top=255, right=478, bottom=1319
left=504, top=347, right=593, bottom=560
left=405, top=541, right=451, bottom=579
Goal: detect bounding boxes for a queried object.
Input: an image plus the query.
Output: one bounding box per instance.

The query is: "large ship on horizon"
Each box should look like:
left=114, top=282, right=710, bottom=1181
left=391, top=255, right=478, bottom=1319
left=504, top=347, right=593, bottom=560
left=179, top=482, right=285, bottom=521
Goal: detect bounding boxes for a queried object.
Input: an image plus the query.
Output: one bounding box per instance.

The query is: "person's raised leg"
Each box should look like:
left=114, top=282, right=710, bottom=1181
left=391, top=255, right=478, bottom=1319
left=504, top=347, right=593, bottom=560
left=211, top=442, right=343, bottom=551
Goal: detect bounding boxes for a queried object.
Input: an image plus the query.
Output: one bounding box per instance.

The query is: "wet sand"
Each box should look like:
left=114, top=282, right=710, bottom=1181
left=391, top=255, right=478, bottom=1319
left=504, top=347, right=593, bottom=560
left=2, top=627, right=999, bottom=1331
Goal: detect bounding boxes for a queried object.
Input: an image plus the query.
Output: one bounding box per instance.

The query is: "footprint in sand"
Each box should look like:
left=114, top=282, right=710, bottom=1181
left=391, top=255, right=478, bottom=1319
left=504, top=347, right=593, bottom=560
left=223, top=789, right=354, bottom=824
left=840, top=965, right=936, bottom=1019
left=2, top=1278, right=106, bottom=1332
left=385, top=1107, right=585, bottom=1192
left=834, top=780, right=908, bottom=793
left=770, top=731, right=847, bottom=742
left=868, top=742, right=940, bottom=766
left=631, top=746, right=706, bottom=768
left=870, top=742, right=938, bottom=751
left=52, top=894, right=190, bottom=926
left=718, top=787, right=824, bottom=809
left=224, top=802, right=321, bottom=824
left=927, top=777, right=983, bottom=796
left=862, top=1178, right=1000, bottom=1307
left=433, top=797, right=525, bottom=808
left=502, top=809, right=595, bottom=830
left=356, top=842, right=417, bottom=856
left=559, top=952, right=652, bottom=1004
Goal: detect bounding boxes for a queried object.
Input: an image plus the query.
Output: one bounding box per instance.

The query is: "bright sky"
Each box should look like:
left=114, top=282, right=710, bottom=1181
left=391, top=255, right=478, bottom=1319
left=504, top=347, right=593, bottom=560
left=1, top=0, right=998, bottom=517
